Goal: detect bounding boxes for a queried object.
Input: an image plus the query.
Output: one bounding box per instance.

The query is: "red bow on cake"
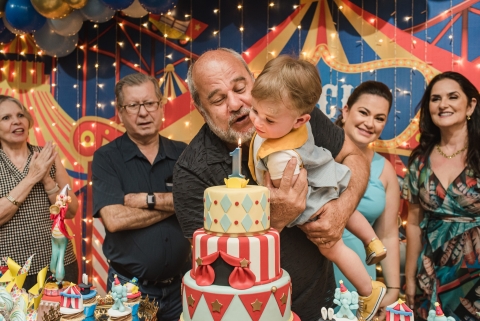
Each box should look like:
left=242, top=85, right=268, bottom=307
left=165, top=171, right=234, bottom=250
left=195, top=251, right=256, bottom=290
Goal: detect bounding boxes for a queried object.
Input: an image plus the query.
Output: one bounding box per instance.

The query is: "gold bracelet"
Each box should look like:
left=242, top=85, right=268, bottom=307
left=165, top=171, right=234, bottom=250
left=46, top=183, right=60, bottom=195
left=6, top=194, right=19, bottom=207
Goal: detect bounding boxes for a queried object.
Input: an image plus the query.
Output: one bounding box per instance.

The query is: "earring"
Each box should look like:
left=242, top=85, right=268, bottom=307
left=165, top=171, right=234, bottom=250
left=467, top=115, right=471, bottom=121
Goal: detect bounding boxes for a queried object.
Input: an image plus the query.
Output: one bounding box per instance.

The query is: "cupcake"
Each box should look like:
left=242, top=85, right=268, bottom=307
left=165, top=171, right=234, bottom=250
left=124, top=277, right=141, bottom=315
left=107, top=276, right=132, bottom=321
left=59, top=284, right=84, bottom=321
left=60, top=310, right=85, bottom=321
left=79, top=274, right=97, bottom=318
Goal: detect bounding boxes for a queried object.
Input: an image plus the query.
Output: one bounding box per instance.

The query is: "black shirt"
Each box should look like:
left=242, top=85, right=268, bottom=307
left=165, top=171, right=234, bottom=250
left=92, top=133, right=190, bottom=282
left=173, top=107, right=344, bottom=321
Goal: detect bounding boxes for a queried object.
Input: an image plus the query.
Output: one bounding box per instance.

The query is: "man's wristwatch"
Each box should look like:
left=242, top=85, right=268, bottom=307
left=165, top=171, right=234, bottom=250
left=146, top=193, right=156, bottom=210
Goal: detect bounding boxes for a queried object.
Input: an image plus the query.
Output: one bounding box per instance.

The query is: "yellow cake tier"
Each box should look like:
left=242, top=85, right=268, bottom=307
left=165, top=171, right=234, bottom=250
left=203, top=185, right=270, bottom=235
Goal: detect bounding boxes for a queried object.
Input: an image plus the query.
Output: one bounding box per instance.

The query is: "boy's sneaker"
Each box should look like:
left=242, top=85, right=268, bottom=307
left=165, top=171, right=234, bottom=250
left=365, top=238, right=387, bottom=265
left=356, top=280, right=386, bottom=321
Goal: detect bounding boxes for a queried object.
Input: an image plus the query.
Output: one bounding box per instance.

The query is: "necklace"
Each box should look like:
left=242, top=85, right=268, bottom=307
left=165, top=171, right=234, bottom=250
left=435, top=144, right=468, bottom=159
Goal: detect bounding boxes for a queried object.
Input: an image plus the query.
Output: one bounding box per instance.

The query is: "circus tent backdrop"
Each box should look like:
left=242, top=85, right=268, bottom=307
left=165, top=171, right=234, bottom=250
left=1, top=0, right=479, bottom=296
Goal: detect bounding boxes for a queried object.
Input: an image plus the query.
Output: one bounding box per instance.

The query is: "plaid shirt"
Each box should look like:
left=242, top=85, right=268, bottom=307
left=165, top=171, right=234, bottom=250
left=0, top=144, right=75, bottom=274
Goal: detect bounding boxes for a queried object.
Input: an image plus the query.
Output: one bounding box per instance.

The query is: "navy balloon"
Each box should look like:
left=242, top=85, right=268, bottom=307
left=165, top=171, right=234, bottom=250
left=4, top=0, right=46, bottom=33
left=138, top=0, right=178, bottom=14
left=33, top=22, right=78, bottom=57
left=99, top=0, right=134, bottom=11
left=80, top=0, right=115, bottom=23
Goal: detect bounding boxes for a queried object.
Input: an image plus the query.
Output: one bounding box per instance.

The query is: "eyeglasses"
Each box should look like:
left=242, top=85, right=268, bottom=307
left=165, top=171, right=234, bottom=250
left=121, top=101, right=161, bottom=114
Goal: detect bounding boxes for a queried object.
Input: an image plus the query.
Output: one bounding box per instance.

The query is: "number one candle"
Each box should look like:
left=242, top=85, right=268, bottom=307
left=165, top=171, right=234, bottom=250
left=229, top=138, right=245, bottom=179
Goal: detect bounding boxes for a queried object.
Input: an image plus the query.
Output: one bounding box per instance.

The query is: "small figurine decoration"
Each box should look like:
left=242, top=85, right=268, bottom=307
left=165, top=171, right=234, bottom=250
left=333, top=280, right=359, bottom=320
left=107, top=275, right=131, bottom=318
left=49, top=184, right=72, bottom=286
left=320, top=307, right=335, bottom=321
left=385, top=299, right=414, bottom=321
left=59, top=284, right=83, bottom=314
left=78, top=273, right=93, bottom=296
left=427, top=302, right=455, bottom=321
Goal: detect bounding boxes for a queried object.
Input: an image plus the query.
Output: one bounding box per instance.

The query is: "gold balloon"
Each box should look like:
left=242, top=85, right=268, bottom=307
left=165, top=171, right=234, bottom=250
left=64, top=0, right=88, bottom=10
left=31, top=0, right=73, bottom=19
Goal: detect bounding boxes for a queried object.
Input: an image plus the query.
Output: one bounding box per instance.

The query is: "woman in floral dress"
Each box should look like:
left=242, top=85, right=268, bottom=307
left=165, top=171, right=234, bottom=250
left=403, top=71, right=480, bottom=320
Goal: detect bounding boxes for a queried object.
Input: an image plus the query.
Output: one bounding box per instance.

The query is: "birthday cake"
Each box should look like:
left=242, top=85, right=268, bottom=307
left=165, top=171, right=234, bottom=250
left=180, top=178, right=299, bottom=321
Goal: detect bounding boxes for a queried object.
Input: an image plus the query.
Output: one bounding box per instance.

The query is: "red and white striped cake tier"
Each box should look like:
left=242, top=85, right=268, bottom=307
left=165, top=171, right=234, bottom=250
left=191, top=228, right=281, bottom=284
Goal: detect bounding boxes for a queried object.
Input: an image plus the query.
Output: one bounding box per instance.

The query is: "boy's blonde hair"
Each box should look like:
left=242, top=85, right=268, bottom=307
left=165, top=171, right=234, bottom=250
left=252, top=55, right=322, bottom=115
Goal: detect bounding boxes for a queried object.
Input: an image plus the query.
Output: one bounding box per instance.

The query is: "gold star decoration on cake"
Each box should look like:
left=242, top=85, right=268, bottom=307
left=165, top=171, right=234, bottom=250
left=251, top=299, right=263, bottom=311
left=196, top=257, right=203, bottom=266
left=280, top=293, right=287, bottom=305
left=187, top=295, right=195, bottom=307
left=240, top=258, right=249, bottom=268
left=211, top=299, right=223, bottom=312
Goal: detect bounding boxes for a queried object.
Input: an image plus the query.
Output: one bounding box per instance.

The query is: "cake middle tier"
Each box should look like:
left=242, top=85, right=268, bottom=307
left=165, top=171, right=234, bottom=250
left=192, top=228, right=281, bottom=285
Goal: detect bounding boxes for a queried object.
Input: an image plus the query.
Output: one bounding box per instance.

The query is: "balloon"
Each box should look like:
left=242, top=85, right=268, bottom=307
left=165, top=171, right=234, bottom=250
left=4, top=0, right=46, bottom=33
left=80, top=0, right=115, bottom=23
left=122, top=0, right=147, bottom=18
left=48, top=10, right=83, bottom=36
left=64, top=0, right=87, bottom=9
left=99, top=0, right=134, bottom=11
left=31, top=0, right=73, bottom=19
left=33, top=22, right=78, bottom=57
left=138, top=0, right=178, bottom=14
left=3, top=16, right=26, bottom=35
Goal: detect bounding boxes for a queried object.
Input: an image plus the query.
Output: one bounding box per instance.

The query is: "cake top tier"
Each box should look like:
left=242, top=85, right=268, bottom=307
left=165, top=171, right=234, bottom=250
left=203, top=184, right=270, bottom=235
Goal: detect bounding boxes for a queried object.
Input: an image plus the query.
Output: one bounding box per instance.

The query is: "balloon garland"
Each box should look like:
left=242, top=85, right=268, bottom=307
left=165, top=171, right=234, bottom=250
left=0, top=0, right=177, bottom=57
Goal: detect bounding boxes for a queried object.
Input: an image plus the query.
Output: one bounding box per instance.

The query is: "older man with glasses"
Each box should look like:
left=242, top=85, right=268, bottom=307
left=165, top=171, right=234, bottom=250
left=91, top=73, right=190, bottom=321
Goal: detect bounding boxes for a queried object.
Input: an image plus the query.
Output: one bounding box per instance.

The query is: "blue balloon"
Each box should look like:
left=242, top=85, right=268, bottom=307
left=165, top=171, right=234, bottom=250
left=138, top=0, right=178, bottom=14
left=4, top=0, right=46, bottom=33
left=99, top=0, right=134, bottom=11
left=33, top=22, right=78, bottom=57
left=80, top=0, right=115, bottom=23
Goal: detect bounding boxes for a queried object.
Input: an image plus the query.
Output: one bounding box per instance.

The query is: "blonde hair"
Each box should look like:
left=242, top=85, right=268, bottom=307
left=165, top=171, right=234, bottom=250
left=252, top=55, right=322, bottom=115
left=0, top=95, right=34, bottom=129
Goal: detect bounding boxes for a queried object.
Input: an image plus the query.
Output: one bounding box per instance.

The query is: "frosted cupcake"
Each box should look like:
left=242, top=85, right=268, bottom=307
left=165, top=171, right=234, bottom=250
left=79, top=274, right=97, bottom=318
left=124, top=277, right=141, bottom=315
left=59, top=284, right=84, bottom=321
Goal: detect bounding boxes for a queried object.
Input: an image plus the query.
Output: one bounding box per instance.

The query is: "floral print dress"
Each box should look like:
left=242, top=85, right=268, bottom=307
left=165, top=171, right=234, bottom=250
left=403, top=155, right=480, bottom=320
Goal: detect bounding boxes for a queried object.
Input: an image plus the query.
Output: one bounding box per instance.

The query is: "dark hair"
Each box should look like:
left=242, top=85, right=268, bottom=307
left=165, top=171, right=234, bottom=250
left=335, top=80, right=393, bottom=127
left=251, top=55, right=322, bottom=115
left=408, top=71, right=480, bottom=176
left=115, top=73, right=163, bottom=109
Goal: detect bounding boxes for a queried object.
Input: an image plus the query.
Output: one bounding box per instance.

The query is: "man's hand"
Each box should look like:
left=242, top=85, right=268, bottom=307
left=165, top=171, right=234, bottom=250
left=266, top=158, right=308, bottom=232
left=124, top=193, right=147, bottom=209
left=298, top=199, right=348, bottom=248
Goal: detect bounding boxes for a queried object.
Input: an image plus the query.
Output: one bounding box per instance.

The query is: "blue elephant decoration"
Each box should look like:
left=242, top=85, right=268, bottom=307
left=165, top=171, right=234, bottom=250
left=427, top=302, right=455, bottom=321
left=333, top=280, right=359, bottom=320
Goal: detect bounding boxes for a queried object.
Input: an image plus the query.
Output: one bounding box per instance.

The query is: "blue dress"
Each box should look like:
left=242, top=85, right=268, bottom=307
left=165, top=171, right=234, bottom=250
left=333, top=152, right=386, bottom=291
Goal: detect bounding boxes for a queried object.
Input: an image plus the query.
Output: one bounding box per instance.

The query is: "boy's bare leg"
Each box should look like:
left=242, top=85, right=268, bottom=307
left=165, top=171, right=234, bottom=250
left=345, top=210, right=377, bottom=246
left=319, top=239, right=372, bottom=296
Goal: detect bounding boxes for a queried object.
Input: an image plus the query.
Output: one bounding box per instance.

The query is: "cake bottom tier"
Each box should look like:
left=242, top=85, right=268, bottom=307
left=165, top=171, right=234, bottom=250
left=181, top=269, right=294, bottom=321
